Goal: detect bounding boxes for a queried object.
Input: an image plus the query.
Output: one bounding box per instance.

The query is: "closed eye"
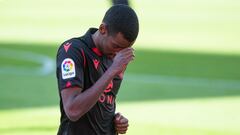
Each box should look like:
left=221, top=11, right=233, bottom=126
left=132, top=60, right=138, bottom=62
left=113, top=44, right=125, bottom=49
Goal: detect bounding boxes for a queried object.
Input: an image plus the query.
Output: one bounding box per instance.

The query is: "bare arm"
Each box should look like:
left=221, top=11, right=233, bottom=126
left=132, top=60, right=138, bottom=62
left=61, top=47, right=134, bottom=121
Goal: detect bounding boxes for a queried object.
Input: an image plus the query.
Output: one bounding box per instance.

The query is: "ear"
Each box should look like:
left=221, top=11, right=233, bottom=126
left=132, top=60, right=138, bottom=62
left=99, top=23, right=108, bottom=35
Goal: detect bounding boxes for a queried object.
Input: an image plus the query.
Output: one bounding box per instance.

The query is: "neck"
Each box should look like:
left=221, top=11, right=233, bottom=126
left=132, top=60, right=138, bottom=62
left=92, top=30, right=101, bottom=49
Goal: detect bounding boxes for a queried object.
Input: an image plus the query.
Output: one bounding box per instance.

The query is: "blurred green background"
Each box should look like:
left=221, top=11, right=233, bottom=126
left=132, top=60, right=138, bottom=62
left=0, top=0, right=240, bottom=135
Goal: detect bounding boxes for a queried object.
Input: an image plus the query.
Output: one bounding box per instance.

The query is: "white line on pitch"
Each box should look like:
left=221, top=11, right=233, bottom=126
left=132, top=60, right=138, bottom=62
left=0, top=48, right=54, bottom=76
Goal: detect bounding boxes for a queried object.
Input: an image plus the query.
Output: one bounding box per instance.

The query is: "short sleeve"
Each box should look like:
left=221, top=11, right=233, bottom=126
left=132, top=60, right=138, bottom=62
left=56, top=39, right=85, bottom=91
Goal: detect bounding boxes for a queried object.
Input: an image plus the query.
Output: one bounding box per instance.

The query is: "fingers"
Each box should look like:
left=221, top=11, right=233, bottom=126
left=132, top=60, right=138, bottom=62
left=116, top=124, right=128, bottom=134
left=114, top=113, right=129, bottom=134
left=115, top=122, right=128, bottom=134
left=115, top=114, right=128, bottom=124
left=116, top=128, right=127, bottom=134
left=117, top=47, right=135, bottom=58
left=111, top=47, right=135, bottom=74
left=119, top=48, right=135, bottom=65
left=125, top=52, right=135, bottom=62
left=116, top=122, right=128, bottom=128
left=115, top=113, right=122, bottom=121
left=119, top=47, right=134, bottom=53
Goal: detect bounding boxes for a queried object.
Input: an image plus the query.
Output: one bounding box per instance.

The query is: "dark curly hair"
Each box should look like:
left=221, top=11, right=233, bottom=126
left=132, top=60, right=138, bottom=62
left=102, top=4, right=139, bottom=42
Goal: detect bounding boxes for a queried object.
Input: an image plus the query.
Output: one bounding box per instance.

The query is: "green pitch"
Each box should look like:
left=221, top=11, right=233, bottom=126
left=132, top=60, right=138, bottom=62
left=0, top=0, right=240, bottom=135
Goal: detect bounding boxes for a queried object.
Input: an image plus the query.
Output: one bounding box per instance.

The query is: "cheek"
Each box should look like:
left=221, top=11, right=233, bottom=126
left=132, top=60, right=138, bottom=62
left=104, top=41, right=113, bottom=53
left=106, top=46, right=114, bottom=54
left=101, top=39, right=109, bottom=53
left=103, top=38, right=118, bottom=54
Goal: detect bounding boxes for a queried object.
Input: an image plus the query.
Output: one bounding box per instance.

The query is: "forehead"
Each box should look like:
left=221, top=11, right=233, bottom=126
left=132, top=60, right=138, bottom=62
left=110, top=32, right=134, bottom=48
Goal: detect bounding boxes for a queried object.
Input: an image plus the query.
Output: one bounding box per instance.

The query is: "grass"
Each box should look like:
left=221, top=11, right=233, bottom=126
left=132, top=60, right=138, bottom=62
left=0, top=44, right=239, bottom=108
left=0, top=56, right=40, bottom=67
left=128, top=49, right=240, bottom=80
left=0, top=44, right=240, bottom=135
left=1, top=97, right=240, bottom=135
left=119, top=98, right=240, bottom=135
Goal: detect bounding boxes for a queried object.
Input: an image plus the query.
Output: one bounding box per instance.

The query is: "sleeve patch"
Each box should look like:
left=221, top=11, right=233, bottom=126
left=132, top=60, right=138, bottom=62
left=61, top=58, right=76, bottom=79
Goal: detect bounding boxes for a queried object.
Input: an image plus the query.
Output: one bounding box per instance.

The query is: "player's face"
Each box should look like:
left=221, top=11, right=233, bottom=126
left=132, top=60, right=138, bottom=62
left=102, top=32, right=134, bottom=59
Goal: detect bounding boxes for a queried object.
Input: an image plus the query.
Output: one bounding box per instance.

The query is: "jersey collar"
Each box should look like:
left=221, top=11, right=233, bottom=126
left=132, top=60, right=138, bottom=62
left=82, top=28, right=103, bottom=57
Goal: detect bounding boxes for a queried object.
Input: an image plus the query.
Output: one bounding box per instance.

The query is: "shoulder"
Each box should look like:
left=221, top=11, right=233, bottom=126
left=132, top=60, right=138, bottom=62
left=58, top=38, right=85, bottom=53
left=56, top=38, right=87, bottom=65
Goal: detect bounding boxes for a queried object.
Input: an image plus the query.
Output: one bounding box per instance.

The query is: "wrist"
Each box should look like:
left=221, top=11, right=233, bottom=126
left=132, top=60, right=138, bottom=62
left=106, top=66, right=118, bottom=78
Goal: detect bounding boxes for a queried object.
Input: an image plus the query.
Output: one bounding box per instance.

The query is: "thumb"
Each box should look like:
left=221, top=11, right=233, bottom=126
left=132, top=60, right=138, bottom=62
left=115, top=113, right=122, bottom=121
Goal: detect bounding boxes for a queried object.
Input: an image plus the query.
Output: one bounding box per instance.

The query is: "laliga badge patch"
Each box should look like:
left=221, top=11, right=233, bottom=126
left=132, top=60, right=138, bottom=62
left=61, top=58, right=76, bottom=79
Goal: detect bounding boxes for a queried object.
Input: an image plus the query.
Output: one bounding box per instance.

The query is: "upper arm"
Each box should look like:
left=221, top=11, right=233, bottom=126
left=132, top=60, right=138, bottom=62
left=61, top=87, right=83, bottom=111
left=56, top=39, right=86, bottom=120
left=56, top=39, right=85, bottom=90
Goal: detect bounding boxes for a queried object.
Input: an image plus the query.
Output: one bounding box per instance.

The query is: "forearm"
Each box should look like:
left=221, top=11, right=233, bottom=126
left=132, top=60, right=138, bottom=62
left=64, top=47, right=134, bottom=121
left=67, top=68, right=117, bottom=121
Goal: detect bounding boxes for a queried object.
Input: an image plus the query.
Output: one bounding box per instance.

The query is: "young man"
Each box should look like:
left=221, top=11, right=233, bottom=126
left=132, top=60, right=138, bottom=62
left=56, top=4, right=139, bottom=135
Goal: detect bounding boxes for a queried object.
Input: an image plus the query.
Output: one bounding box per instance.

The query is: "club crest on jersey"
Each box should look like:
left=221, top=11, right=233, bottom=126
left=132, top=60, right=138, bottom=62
left=61, top=58, right=76, bottom=79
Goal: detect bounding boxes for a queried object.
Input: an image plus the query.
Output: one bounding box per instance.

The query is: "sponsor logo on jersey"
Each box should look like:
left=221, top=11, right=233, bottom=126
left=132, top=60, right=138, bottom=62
left=63, top=42, right=71, bottom=53
left=61, top=58, right=76, bottom=79
left=98, top=81, right=114, bottom=105
left=93, top=59, right=100, bottom=70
